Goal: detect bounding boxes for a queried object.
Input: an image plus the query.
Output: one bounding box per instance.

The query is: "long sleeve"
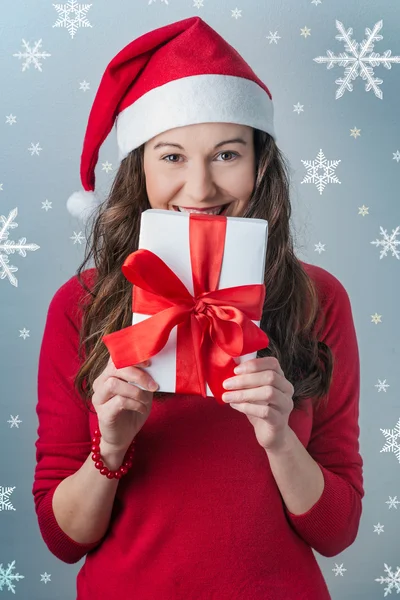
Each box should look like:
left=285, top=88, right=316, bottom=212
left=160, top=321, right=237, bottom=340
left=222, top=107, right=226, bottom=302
left=32, top=273, right=104, bottom=564
left=284, top=273, right=364, bottom=557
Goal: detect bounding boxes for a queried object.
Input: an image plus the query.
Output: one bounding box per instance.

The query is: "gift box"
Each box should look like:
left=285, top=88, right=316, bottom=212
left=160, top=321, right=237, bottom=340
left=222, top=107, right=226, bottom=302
left=102, top=209, right=270, bottom=403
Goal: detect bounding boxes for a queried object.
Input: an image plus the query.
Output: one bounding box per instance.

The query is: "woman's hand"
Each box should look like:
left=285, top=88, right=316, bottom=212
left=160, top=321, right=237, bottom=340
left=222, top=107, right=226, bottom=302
left=91, top=356, right=159, bottom=453
left=222, top=356, right=295, bottom=452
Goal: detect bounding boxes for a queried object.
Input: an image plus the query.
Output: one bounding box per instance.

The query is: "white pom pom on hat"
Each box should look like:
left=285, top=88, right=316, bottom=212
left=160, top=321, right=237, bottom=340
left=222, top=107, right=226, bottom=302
left=67, top=15, right=276, bottom=224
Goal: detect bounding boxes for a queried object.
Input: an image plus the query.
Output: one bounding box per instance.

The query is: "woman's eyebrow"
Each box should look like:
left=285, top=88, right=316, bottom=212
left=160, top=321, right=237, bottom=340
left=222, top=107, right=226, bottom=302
left=153, top=138, right=248, bottom=150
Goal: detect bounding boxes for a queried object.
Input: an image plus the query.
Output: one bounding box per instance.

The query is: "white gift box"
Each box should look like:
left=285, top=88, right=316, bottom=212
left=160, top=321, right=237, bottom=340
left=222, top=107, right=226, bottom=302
left=131, top=209, right=268, bottom=397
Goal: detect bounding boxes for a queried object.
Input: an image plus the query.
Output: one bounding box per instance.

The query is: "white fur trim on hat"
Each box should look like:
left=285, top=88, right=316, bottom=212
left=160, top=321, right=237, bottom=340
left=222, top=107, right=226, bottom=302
left=67, top=190, right=101, bottom=222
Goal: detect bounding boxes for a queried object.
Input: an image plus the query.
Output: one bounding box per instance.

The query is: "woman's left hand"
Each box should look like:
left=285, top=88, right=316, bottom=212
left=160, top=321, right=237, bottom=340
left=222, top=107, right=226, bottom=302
left=222, top=356, right=295, bottom=452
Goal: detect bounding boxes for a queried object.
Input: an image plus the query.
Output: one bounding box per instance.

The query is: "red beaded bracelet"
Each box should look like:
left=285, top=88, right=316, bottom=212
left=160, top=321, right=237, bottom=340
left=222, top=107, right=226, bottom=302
left=91, top=429, right=135, bottom=480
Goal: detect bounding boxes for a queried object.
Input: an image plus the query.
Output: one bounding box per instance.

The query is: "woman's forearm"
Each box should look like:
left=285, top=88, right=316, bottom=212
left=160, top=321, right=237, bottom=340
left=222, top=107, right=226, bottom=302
left=266, top=427, right=325, bottom=515
left=52, top=442, right=128, bottom=545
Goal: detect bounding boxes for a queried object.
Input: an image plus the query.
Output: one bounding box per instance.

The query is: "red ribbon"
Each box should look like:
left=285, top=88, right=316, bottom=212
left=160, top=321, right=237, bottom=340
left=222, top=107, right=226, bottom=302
left=102, top=213, right=269, bottom=404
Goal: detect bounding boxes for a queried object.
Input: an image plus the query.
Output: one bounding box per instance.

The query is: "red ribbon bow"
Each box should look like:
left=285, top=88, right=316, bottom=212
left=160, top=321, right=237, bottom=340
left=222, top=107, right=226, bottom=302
left=102, top=213, right=269, bottom=404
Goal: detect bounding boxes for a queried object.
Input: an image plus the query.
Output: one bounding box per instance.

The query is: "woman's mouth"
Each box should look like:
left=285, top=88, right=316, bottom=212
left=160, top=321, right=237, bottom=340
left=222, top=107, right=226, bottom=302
left=172, top=204, right=230, bottom=216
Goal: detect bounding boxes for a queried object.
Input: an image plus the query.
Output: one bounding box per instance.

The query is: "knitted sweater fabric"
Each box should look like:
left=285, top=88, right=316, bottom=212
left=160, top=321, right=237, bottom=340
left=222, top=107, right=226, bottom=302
left=32, top=263, right=364, bottom=600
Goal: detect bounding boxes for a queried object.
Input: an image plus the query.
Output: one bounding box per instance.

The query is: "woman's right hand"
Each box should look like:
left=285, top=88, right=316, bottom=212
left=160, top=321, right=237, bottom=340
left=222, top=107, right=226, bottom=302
left=91, top=355, right=159, bottom=453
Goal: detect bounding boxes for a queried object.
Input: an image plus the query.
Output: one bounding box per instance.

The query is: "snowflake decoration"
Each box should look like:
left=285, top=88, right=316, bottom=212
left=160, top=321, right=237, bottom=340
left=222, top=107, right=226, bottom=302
left=314, top=20, right=400, bottom=99
left=301, top=149, right=341, bottom=195
left=71, top=231, right=85, bottom=244
left=266, top=32, right=281, bottom=44
left=0, top=561, right=25, bottom=594
left=13, top=39, right=51, bottom=72
left=7, top=415, right=22, bottom=428
left=0, top=486, right=16, bottom=511
left=148, top=0, right=169, bottom=4
left=40, top=572, right=52, bottom=584
left=53, top=1, right=93, bottom=39
left=0, top=207, right=40, bottom=288
left=231, top=8, right=242, bottom=19
left=386, top=496, right=400, bottom=509
left=5, top=115, right=17, bottom=125
left=371, top=226, right=400, bottom=259
left=332, top=563, right=347, bottom=576
left=375, top=563, right=400, bottom=596
left=374, top=522, right=385, bottom=535
left=376, top=379, right=390, bottom=392
left=380, top=417, right=400, bottom=463
left=28, top=142, right=42, bottom=156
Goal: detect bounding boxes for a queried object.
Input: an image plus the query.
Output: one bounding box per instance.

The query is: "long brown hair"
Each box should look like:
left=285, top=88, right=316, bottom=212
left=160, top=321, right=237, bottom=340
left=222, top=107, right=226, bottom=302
left=73, top=129, right=334, bottom=414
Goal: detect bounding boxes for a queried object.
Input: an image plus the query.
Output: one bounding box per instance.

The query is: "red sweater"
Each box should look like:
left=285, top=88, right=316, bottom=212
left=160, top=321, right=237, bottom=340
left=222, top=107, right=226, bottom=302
left=32, top=263, right=364, bottom=600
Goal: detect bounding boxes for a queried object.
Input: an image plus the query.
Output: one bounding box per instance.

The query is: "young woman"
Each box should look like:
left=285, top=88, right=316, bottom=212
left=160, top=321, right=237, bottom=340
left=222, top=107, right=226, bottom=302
left=32, top=15, right=364, bottom=600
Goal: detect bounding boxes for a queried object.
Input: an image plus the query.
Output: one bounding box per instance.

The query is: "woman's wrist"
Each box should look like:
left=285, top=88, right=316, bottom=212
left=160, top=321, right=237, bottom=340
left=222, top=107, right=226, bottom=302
left=99, top=440, right=131, bottom=472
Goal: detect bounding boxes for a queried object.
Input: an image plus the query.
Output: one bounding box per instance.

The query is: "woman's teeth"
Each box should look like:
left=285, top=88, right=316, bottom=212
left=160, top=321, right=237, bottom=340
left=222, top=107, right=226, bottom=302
left=175, top=205, right=225, bottom=215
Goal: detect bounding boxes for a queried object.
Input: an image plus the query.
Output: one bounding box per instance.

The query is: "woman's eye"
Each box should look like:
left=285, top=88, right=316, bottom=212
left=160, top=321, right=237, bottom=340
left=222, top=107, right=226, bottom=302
left=162, top=151, right=238, bottom=163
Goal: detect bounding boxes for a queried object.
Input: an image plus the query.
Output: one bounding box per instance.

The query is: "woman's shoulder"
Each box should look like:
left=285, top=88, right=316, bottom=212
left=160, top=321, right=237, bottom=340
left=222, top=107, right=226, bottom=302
left=47, top=267, right=98, bottom=325
left=299, top=259, right=350, bottom=306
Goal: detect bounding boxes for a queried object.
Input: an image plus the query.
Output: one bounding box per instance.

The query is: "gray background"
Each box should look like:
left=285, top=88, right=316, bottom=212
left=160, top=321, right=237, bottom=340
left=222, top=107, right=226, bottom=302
left=1, top=0, right=399, bottom=598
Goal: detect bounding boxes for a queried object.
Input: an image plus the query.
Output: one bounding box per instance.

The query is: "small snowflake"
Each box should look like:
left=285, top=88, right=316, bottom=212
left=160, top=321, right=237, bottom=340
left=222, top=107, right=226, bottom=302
left=350, top=126, right=361, bottom=138
left=375, top=563, right=400, bottom=596
left=311, top=0, right=322, bottom=5
left=332, top=563, right=347, bottom=576
left=393, top=150, right=400, bottom=162
left=7, top=415, right=22, bottom=428
left=53, top=1, right=93, bottom=39
left=193, top=0, right=204, bottom=7
left=293, top=103, right=304, bottom=114
left=41, top=200, right=53, bottom=211
left=148, top=0, right=169, bottom=4
left=314, top=242, right=326, bottom=254
left=370, top=226, right=400, bottom=259
left=380, top=417, right=400, bottom=463
left=266, top=31, right=281, bottom=44
left=0, top=207, right=40, bottom=287
left=231, top=8, right=242, bottom=19
left=0, top=486, right=16, bottom=511
left=19, top=328, right=30, bottom=339
left=386, top=496, right=400, bottom=510
left=71, top=231, right=85, bottom=244
left=374, top=522, right=385, bottom=535
left=101, top=161, right=113, bottom=173
left=79, top=80, right=90, bottom=91
left=376, top=379, right=390, bottom=392
left=0, top=561, right=25, bottom=594
left=314, top=20, right=400, bottom=100
left=300, top=26, right=311, bottom=38
left=0, top=183, right=3, bottom=191
left=358, top=205, right=369, bottom=216
left=371, top=313, right=382, bottom=324
left=5, top=115, right=17, bottom=125
left=28, top=142, right=42, bottom=156
left=13, top=39, right=51, bottom=72
left=301, top=149, right=341, bottom=195
left=40, top=572, right=52, bottom=584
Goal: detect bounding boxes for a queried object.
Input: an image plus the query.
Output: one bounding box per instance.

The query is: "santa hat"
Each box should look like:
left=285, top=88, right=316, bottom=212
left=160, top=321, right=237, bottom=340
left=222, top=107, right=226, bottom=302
left=67, top=15, right=276, bottom=223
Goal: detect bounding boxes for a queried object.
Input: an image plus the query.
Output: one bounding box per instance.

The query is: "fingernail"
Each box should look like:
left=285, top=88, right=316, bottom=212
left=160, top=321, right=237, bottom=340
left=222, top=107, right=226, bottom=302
left=148, top=381, right=159, bottom=392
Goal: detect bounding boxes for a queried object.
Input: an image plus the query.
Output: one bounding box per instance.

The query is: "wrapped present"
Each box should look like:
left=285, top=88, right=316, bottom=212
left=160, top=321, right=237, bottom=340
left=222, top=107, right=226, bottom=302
left=102, top=209, right=270, bottom=404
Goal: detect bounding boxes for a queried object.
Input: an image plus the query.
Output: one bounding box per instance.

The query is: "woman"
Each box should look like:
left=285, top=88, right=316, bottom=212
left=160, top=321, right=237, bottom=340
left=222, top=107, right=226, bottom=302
left=32, top=15, right=364, bottom=600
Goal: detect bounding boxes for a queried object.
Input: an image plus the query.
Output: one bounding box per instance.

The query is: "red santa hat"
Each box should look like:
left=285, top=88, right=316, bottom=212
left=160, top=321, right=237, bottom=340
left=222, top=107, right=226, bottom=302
left=67, top=15, right=276, bottom=223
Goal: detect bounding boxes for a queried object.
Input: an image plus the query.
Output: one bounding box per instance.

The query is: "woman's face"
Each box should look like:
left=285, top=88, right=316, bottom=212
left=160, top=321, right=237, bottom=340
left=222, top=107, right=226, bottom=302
left=143, top=123, right=256, bottom=217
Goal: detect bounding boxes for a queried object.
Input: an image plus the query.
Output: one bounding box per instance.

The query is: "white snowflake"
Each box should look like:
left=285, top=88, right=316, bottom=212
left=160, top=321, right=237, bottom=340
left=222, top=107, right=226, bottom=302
left=13, top=39, right=51, bottom=72
left=41, top=200, right=53, bottom=211
left=5, top=115, right=17, bottom=125
left=7, top=415, right=22, bottom=428
left=374, top=522, right=385, bottom=535
left=101, top=161, right=113, bottom=173
left=332, top=563, right=347, bottom=576
left=231, top=8, right=242, bottom=19
left=19, top=328, right=30, bottom=339
left=193, top=0, right=204, bottom=7
left=40, top=572, right=52, bottom=584
left=0, top=561, right=25, bottom=594
left=370, top=226, right=400, bottom=259
left=301, top=149, right=341, bottom=195
left=375, top=379, right=390, bottom=392
left=71, top=231, right=85, bottom=244
left=53, top=1, right=93, bottom=39
left=314, top=20, right=400, bottom=99
left=293, top=102, right=304, bottom=114
left=380, top=417, right=400, bottom=463
left=28, top=142, right=42, bottom=156
left=266, top=32, right=281, bottom=44
left=393, top=150, right=400, bottom=162
left=79, top=80, right=90, bottom=92
left=371, top=313, right=382, bottom=324
left=148, top=0, right=169, bottom=4
left=375, top=563, right=400, bottom=596
left=386, top=496, right=400, bottom=509
left=0, top=207, right=40, bottom=288
left=0, top=486, right=16, bottom=511
left=314, top=242, right=326, bottom=254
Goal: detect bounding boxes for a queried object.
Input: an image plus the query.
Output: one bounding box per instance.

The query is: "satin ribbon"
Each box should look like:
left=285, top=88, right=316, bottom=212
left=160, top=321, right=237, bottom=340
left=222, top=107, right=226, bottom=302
left=102, top=213, right=269, bottom=404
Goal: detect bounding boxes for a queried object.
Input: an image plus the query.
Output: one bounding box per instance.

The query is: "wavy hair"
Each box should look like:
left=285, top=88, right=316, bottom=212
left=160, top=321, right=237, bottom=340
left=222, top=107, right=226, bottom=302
left=73, top=129, right=334, bottom=414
